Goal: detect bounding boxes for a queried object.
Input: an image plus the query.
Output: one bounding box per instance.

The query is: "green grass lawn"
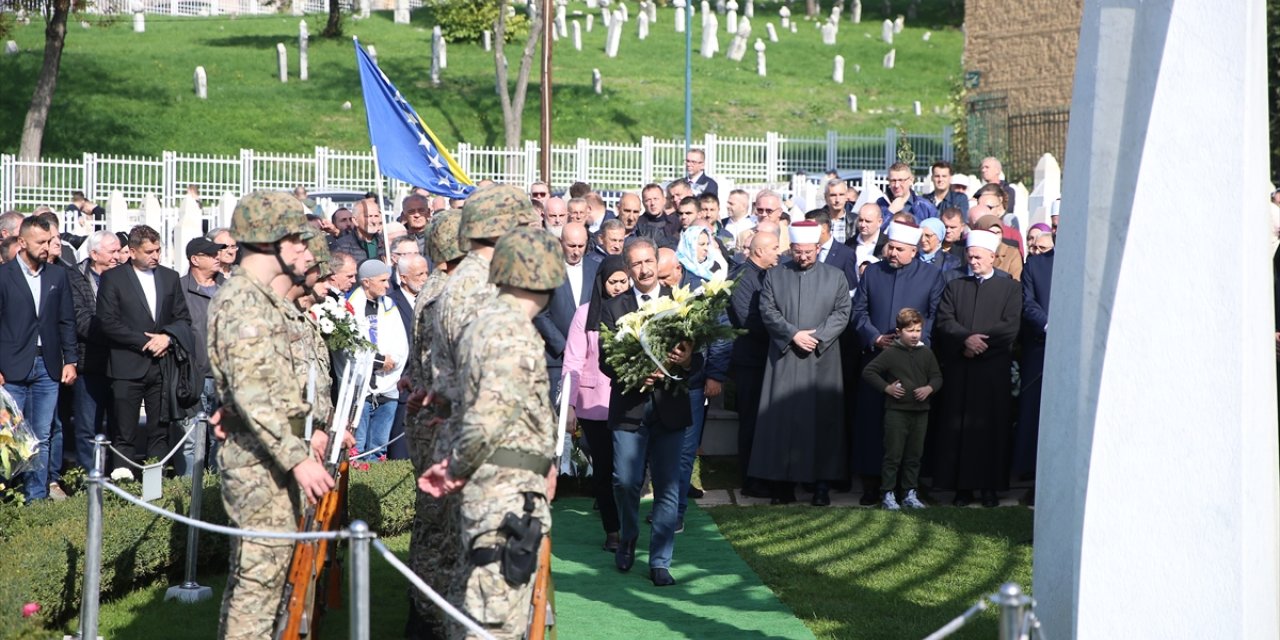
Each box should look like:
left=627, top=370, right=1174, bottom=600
left=0, top=1, right=962, bottom=157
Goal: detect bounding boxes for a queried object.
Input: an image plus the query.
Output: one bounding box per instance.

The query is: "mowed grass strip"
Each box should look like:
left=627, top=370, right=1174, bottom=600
left=1, top=2, right=961, bottom=156
left=708, top=505, right=1034, bottom=639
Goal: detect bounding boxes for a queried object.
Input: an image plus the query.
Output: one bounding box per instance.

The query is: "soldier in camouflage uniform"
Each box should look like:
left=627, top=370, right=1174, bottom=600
left=418, top=228, right=565, bottom=640
left=402, top=210, right=466, bottom=639
left=208, top=191, right=337, bottom=640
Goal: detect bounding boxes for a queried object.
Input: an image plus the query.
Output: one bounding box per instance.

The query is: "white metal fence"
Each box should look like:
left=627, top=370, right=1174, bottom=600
left=88, top=0, right=414, bottom=17
left=1, top=127, right=952, bottom=212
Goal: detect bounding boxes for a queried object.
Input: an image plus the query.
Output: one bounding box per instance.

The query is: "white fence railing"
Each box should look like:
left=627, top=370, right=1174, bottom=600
left=1, top=127, right=952, bottom=213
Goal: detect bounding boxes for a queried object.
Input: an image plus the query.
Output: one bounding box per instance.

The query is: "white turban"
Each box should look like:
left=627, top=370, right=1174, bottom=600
left=966, top=229, right=1001, bottom=254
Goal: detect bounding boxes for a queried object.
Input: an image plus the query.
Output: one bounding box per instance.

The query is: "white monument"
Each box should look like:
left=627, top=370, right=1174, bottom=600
left=881, top=18, right=893, bottom=44
left=849, top=0, right=860, bottom=23
left=832, top=55, right=843, bottom=83
left=893, top=15, right=903, bottom=33
left=107, top=191, right=131, bottom=233
left=743, top=0, right=752, bottom=18
left=766, top=22, right=777, bottom=42
left=674, top=0, right=685, bottom=32
left=701, top=14, right=719, bottom=57
left=778, top=5, right=790, bottom=28
left=573, top=20, right=582, bottom=50
left=848, top=94, right=856, bottom=112
left=430, top=31, right=441, bottom=84
left=605, top=14, right=622, bottom=57
left=726, top=21, right=750, bottom=61
left=394, top=0, right=409, bottom=24
left=638, top=12, right=649, bottom=39
left=754, top=38, right=765, bottom=76
left=1034, top=1, right=1280, bottom=639
left=821, top=21, right=836, bottom=45
left=193, top=66, right=207, bottom=99
left=276, top=43, right=287, bottom=82
left=882, top=48, right=894, bottom=69
left=483, top=30, right=492, bottom=51
left=592, top=68, right=602, bottom=95
left=726, top=0, right=738, bottom=32
left=4, top=40, right=17, bottom=55
left=298, top=20, right=309, bottom=81
left=133, top=11, right=144, bottom=33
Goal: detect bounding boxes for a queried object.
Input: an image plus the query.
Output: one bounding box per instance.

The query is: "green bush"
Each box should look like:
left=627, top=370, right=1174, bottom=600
left=428, top=0, right=529, bottom=43
left=0, top=460, right=415, bottom=636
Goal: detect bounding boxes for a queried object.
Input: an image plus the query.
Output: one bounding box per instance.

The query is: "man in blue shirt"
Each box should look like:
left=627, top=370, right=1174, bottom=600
left=877, top=162, right=939, bottom=228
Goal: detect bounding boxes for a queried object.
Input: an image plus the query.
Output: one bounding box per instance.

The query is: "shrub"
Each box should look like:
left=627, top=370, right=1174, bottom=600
left=0, top=460, right=415, bottom=634
left=428, top=0, right=529, bottom=43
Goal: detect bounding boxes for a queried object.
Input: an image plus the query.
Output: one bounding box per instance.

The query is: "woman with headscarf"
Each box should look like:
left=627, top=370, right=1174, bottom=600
left=918, top=217, right=962, bottom=274
left=563, top=255, right=631, bottom=552
left=675, top=226, right=726, bottom=288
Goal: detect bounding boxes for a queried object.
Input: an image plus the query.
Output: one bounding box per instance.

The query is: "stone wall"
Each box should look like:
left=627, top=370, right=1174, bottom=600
left=963, top=0, right=1083, bottom=113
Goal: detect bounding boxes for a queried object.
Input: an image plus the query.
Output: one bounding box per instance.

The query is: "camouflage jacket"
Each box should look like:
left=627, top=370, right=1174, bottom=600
left=297, top=309, right=334, bottom=432
left=406, top=269, right=451, bottom=392
left=430, top=252, right=496, bottom=407
left=208, top=269, right=312, bottom=472
left=449, top=293, right=556, bottom=490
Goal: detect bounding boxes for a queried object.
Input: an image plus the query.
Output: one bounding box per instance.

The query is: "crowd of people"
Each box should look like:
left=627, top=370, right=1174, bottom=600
left=0, top=151, right=1067, bottom=639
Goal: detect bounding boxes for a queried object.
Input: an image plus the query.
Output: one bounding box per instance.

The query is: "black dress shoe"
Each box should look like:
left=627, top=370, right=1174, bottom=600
left=687, top=486, right=704, bottom=499
left=953, top=490, right=973, bottom=507
left=602, top=531, right=620, bottom=552
left=615, top=538, right=637, bottom=572
left=649, top=567, right=676, bottom=587
left=811, top=489, right=831, bottom=507
left=980, top=490, right=999, bottom=508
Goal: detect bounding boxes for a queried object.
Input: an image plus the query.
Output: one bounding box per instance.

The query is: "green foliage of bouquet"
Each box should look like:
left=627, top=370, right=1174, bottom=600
left=600, top=280, right=741, bottom=394
left=310, top=296, right=375, bottom=353
left=0, top=388, right=38, bottom=482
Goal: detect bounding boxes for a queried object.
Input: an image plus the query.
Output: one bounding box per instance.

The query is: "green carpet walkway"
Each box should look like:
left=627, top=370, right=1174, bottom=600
left=549, top=498, right=815, bottom=639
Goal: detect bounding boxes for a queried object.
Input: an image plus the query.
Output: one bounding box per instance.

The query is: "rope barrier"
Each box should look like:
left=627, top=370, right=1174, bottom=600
left=100, top=479, right=348, bottom=541
left=105, top=422, right=198, bottom=470
left=921, top=598, right=989, bottom=640
left=371, top=539, right=497, bottom=640
left=349, top=433, right=406, bottom=461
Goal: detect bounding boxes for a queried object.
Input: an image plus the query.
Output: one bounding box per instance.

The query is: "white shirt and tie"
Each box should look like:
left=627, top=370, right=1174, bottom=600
left=134, top=266, right=158, bottom=321
left=566, top=261, right=584, bottom=304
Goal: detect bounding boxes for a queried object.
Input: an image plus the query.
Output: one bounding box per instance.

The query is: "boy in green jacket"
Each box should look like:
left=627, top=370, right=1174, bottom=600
left=861, top=308, right=943, bottom=510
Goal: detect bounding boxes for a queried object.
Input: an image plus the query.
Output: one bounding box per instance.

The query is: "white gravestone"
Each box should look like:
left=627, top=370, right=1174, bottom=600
left=592, top=68, right=602, bottom=94
left=483, top=30, right=492, bottom=51
left=778, top=5, right=790, bottom=28
left=107, top=191, right=131, bottom=233
left=726, top=21, right=750, bottom=61
left=573, top=20, right=582, bottom=50
left=882, top=48, right=894, bottom=69
left=556, top=4, right=567, bottom=37
left=1034, top=2, right=1280, bottom=639
left=638, top=12, right=649, bottom=39
left=789, top=22, right=796, bottom=33
left=619, top=2, right=627, bottom=22
left=754, top=38, right=765, bottom=76
left=586, top=0, right=597, bottom=7
left=701, top=14, right=719, bottom=57
left=298, top=20, right=308, bottom=81
left=430, top=30, right=442, bottom=84
left=848, top=94, right=857, bottom=112
left=276, top=43, right=287, bottom=82
left=605, top=14, right=622, bottom=57
left=881, top=18, right=893, bottom=43
left=739, top=16, right=750, bottom=36
left=744, top=0, right=752, bottom=18
left=602, top=6, right=611, bottom=28
left=821, top=21, right=836, bottom=45
left=358, top=0, right=369, bottom=19
left=439, top=33, right=447, bottom=68
left=765, top=22, right=777, bottom=42
left=4, top=40, right=17, bottom=55
left=133, top=11, right=144, bottom=33
left=893, top=14, right=903, bottom=33
left=913, top=100, right=920, bottom=116
left=726, top=0, right=738, bottom=32
left=674, top=0, right=685, bottom=32
left=368, top=44, right=377, bottom=66
left=922, top=30, right=931, bottom=41
left=291, top=0, right=302, bottom=16
left=832, top=55, right=844, bottom=83
left=849, top=0, right=860, bottom=23
left=646, top=1, right=656, bottom=22
left=193, top=66, right=207, bottom=99
left=586, top=13, right=594, bottom=31
left=394, top=0, right=409, bottom=24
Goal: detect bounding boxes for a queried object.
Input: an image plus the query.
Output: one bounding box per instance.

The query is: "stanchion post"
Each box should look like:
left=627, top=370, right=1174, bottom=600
left=165, top=411, right=213, bottom=603
left=991, top=582, right=1030, bottom=640
left=349, top=520, right=372, bottom=640
left=77, top=435, right=107, bottom=640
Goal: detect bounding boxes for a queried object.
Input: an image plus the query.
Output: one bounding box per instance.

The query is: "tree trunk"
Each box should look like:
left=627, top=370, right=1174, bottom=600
left=322, top=0, right=342, bottom=38
left=805, top=0, right=818, bottom=19
left=494, top=0, right=544, bottom=150
left=17, top=0, right=71, bottom=179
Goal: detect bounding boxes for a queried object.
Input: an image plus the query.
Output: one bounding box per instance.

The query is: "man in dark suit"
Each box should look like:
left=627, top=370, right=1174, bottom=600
left=95, top=225, right=191, bottom=475
left=806, top=209, right=858, bottom=291
left=534, top=222, right=600, bottom=402
left=685, top=149, right=719, bottom=197
left=598, top=237, right=698, bottom=587
left=0, top=216, right=78, bottom=501
left=1013, top=245, right=1054, bottom=495
left=384, top=251, right=427, bottom=461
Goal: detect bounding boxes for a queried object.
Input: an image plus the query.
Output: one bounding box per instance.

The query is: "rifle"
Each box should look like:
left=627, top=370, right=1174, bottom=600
left=527, top=536, right=556, bottom=640
left=276, top=351, right=376, bottom=639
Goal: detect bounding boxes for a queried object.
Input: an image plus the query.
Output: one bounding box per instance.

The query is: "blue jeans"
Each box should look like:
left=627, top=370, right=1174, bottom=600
left=612, top=400, right=688, bottom=570
left=677, top=386, right=708, bottom=520
left=354, top=395, right=397, bottom=459
left=5, top=357, right=61, bottom=501
left=177, top=378, right=221, bottom=477
left=72, top=372, right=113, bottom=471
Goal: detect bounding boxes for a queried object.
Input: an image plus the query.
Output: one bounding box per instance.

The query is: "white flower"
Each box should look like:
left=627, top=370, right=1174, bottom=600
left=318, top=317, right=336, bottom=334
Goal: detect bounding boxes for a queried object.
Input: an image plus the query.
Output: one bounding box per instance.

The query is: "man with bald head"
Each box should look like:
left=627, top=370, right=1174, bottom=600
left=543, top=197, right=569, bottom=238
left=846, top=202, right=888, bottom=270
left=728, top=230, right=780, bottom=496
left=978, top=156, right=1017, bottom=213
left=534, top=221, right=599, bottom=401
left=656, top=247, right=686, bottom=288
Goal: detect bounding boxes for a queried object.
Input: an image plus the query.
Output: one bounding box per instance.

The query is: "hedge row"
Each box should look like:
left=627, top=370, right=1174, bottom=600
left=0, top=460, right=416, bottom=639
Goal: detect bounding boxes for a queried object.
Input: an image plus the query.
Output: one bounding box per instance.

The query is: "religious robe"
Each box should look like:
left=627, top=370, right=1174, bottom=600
left=931, top=273, right=1022, bottom=491
left=848, top=258, right=946, bottom=476
left=750, top=260, right=852, bottom=483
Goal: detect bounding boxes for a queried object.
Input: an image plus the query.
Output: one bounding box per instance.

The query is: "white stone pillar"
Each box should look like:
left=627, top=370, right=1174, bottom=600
left=276, top=43, right=287, bottom=82
left=881, top=18, right=892, bottom=44
left=298, top=20, right=309, bottom=81
left=133, top=11, right=145, bottom=32
left=832, top=55, right=843, bottom=83
left=592, top=68, right=602, bottom=95
left=194, top=66, right=207, bottom=99
left=1034, top=2, right=1279, bottom=639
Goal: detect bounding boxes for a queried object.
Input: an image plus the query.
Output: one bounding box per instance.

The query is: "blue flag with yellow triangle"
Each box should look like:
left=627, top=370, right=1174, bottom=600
left=353, top=38, right=475, bottom=199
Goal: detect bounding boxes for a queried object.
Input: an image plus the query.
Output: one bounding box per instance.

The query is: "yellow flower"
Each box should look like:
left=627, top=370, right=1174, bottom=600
left=670, top=285, right=692, bottom=304
left=702, top=279, right=733, bottom=297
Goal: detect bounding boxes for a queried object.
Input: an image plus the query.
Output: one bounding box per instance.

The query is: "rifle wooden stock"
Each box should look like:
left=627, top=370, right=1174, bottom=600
left=275, top=460, right=350, bottom=640
left=528, top=536, right=556, bottom=640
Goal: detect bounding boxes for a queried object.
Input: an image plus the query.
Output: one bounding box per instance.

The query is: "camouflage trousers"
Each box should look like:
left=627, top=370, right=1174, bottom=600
left=406, top=408, right=461, bottom=637
left=450, top=475, right=551, bottom=640
left=217, top=455, right=301, bottom=640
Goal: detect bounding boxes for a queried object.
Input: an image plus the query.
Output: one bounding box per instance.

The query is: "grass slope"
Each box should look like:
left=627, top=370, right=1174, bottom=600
left=0, top=1, right=961, bottom=156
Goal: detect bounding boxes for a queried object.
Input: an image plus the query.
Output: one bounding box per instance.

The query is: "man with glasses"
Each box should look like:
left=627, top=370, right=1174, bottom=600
left=399, top=194, right=431, bottom=257
left=685, top=149, right=719, bottom=197
left=207, top=227, right=238, bottom=278
left=877, top=163, right=938, bottom=229
left=529, top=181, right=551, bottom=203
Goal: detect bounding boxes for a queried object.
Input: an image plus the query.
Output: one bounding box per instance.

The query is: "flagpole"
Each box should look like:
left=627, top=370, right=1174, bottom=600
left=539, top=0, right=553, bottom=185
left=371, top=143, right=390, bottom=258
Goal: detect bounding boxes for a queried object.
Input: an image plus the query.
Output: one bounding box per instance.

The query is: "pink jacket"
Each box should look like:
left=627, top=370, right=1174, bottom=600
left=563, top=303, right=612, bottom=421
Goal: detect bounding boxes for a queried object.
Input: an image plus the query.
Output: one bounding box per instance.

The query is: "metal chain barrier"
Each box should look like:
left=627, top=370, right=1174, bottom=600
left=921, top=582, right=1046, bottom=640
left=349, top=432, right=406, bottom=461
left=104, top=417, right=199, bottom=471
left=371, top=538, right=497, bottom=640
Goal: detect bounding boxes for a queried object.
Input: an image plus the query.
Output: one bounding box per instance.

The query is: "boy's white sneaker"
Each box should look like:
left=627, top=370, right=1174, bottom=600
left=902, top=489, right=926, bottom=509
left=882, top=491, right=900, bottom=511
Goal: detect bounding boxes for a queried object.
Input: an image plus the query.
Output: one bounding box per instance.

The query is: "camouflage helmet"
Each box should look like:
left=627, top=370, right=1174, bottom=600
left=458, top=184, right=533, bottom=251
left=427, top=211, right=465, bottom=264
left=490, top=228, right=565, bottom=291
left=230, top=191, right=314, bottom=244
left=307, top=232, right=333, bottom=279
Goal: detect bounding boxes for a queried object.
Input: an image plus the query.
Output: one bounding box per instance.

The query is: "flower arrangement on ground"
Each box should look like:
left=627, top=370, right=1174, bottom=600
left=600, top=280, right=740, bottom=394
left=0, top=387, right=39, bottom=480
left=310, top=295, right=375, bottom=353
